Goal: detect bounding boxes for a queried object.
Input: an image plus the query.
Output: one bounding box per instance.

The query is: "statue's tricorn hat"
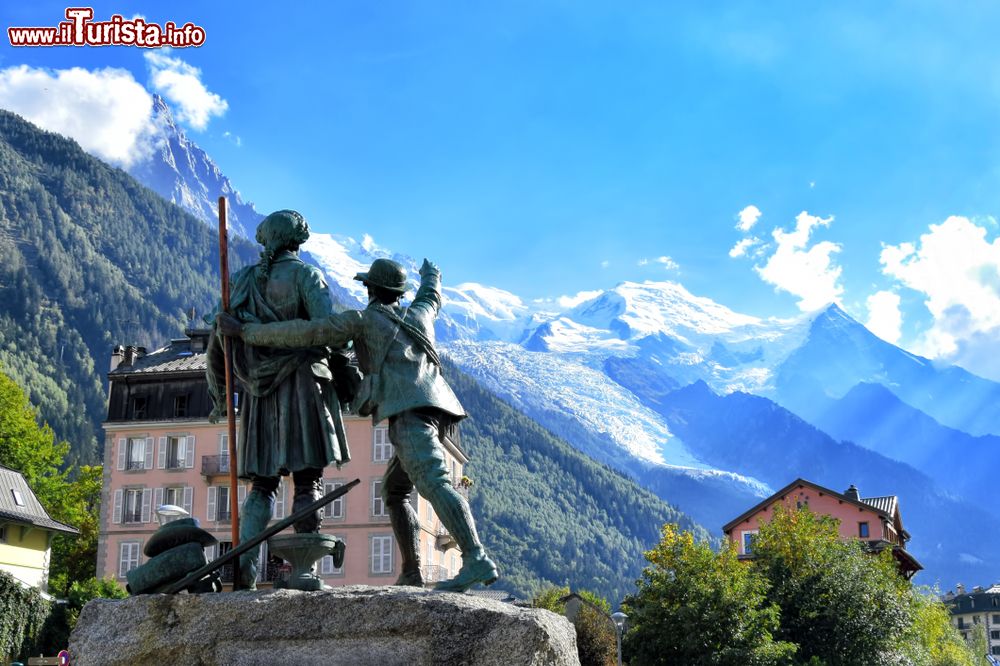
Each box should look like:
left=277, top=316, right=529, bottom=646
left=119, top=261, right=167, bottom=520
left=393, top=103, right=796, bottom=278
left=354, top=258, right=407, bottom=294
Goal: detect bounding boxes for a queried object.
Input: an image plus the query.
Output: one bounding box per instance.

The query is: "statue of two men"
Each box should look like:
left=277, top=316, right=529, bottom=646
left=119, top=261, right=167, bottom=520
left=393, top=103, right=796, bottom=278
left=211, top=210, right=498, bottom=593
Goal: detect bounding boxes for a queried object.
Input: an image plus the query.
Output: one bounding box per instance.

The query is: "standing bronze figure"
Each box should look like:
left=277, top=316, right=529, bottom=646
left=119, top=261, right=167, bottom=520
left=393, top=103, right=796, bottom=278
left=207, top=210, right=355, bottom=589
left=218, top=257, right=499, bottom=592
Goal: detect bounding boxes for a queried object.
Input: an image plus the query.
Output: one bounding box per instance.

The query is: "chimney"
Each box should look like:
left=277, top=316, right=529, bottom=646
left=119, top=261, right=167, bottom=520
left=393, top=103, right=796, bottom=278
left=110, top=345, right=125, bottom=371
left=122, top=345, right=146, bottom=367
left=957, top=583, right=966, bottom=595
left=844, top=484, right=861, bottom=501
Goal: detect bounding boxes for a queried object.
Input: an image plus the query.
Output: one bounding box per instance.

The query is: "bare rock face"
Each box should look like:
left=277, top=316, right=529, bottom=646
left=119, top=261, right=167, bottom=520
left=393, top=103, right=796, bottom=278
left=69, top=586, right=579, bottom=666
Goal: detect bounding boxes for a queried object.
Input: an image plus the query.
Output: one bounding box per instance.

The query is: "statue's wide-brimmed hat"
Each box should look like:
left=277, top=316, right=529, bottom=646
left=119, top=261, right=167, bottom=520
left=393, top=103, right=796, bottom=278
left=354, top=258, right=407, bottom=294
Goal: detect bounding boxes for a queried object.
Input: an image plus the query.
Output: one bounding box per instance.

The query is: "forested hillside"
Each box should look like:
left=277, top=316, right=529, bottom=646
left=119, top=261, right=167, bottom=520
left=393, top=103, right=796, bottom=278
left=445, top=358, right=711, bottom=602
left=0, top=110, right=258, bottom=464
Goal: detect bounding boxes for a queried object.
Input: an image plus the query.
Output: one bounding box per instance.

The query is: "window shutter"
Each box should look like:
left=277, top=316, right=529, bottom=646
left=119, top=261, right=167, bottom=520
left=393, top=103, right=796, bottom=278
left=157, top=437, right=167, bottom=469
left=204, top=544, right=216, bottom=561
left=219, top=433, right=228, bottom=455
left=183, top=486, right=193, bottom=516
left=117, top=439, right=126, bottom=471
left=153, top=487, right=163, bottom=514
left=144, top=437, right=154, bottom=469
left=274, top=481, right=285, bottom=519
left=113, top=489, right=123, bottom=524
left=141, top=488, right=152, bottom=523
left=207, top=486, right=217, bottom=521
left=185, top=436, right=196, bottom=468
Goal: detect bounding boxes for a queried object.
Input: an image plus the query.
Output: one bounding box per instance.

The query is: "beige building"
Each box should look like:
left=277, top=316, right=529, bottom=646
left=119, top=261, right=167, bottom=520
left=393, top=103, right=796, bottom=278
left=96, top=329, right=468, bottom=588
left=0, top=465, right=79, bottom=594
left=944, top=583, right=1000, bottom=658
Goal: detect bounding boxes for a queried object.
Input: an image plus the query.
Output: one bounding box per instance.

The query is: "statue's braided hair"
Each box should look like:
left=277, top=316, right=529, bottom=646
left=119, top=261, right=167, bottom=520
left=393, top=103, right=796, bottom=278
left=254, top=210, right=310, bottom=285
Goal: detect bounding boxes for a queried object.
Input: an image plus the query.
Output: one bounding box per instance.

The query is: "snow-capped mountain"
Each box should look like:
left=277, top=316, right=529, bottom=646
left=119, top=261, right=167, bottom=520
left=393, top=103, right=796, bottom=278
left=127, top=95, right=262, bottom=238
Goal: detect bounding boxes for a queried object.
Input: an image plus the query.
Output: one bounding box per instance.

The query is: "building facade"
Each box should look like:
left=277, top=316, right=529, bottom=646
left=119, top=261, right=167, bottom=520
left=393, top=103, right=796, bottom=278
left=944, top=584, right=1000, bottom=656
left=721, top=478, right=922, bottom=579
left=0, top=465, right=79, bottom=593
left=96, top=329, right=467, bottom=588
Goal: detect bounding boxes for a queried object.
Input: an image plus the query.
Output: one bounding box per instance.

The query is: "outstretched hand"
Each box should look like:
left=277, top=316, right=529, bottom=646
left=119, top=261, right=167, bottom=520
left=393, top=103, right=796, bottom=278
left=419, top=258, right=439, bottom=276
left=216, top=312, right=244, bottom=337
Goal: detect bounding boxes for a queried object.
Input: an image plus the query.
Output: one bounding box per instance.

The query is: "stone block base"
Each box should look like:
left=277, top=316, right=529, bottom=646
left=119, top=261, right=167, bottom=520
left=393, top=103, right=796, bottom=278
left=69, top=586, right=579, bottom=665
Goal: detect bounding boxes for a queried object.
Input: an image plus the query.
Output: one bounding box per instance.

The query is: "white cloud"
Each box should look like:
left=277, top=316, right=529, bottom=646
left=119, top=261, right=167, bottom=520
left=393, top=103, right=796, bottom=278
left=736, top=205, right=762, bottom=232
left=637, top=258, right=649, bottom=266
left=865, top=290, right=903, bottom=344
left=0, top=65, right=158, bottom=167
left=144, top=50, right=227, bottom=130
left=600, top=260, right=610, bottom=268
left=557, top=289, right=604, bottom=308
left=223, top=131, right=242, bottom=147
left=755, top=210, right=844, bottom=311
left=880, top=216, right=1000, bottom=378
left=654, top=255, right=679, bottom=270
left=728, top=237, right=761, bottom=258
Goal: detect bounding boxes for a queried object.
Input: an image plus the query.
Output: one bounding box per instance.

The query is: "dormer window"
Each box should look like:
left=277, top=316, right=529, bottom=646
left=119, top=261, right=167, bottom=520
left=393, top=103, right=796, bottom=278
left=173, top=394, right=189, bottom=418
left=132, top=396, right=148, bottom=420
left=11, top=489, right=25, bottom=507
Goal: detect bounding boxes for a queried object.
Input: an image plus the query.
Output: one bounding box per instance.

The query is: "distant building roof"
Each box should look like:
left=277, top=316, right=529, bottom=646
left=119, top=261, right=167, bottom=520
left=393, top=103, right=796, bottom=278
left=861, top=495, right=898, bottom=516
left=0, top=465, right=79, bottom=535
left=109, top=329, right=210, bottom=377
left=467, top=589, right=522, bottom=603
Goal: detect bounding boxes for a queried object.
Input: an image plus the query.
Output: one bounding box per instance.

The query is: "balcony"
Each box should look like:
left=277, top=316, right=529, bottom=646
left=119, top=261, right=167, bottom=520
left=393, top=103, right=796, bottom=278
left=420, top=564, right=450, bottom=584
left=125, top=459, right=145, bottom=471
left=202, top=454, right=230, bottom=477
left=436, top=526, right=457, bottom=550
left=217, top=560, right=285, bottom=585
left=215, top=508, right=233, bottom=523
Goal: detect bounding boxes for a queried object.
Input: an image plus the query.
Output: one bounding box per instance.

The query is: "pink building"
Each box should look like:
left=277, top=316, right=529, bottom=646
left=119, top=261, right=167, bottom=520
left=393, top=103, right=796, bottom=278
left=721, top=478, right=922, bottom=579
left=96, top=329, right=468, bottom=588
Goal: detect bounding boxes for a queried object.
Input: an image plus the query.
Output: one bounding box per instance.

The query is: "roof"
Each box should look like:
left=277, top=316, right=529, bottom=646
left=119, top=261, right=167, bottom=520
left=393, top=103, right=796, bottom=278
left=722, top=478, right=895, bottom=533
left=109, top=329, right=210, bottom=377
left=861, top=495, right=897, bottom=516
left=466, top=589, right=522, bottom=603
left=0, top=465, right=79, bottom=535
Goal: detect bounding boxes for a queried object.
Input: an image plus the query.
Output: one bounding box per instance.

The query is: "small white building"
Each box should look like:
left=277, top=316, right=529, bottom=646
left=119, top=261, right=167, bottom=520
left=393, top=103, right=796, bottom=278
left=944, top=583, right=1000, bottom=657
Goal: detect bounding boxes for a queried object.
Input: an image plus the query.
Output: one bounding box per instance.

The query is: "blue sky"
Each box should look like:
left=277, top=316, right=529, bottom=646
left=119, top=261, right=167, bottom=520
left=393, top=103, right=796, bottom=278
left=3, top=2, right=1000, bottom=377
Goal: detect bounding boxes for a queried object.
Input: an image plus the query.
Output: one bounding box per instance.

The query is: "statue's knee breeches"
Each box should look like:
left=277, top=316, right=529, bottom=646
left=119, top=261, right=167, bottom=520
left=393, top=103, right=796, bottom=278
left=387, top=410, right=452, bottom=499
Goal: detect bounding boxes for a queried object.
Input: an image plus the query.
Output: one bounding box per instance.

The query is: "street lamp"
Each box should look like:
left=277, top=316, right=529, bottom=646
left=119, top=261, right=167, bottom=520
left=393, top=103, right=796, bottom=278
left=611, top=611, right=628, bottom=666
left=156, top=503, right=189, bottom=525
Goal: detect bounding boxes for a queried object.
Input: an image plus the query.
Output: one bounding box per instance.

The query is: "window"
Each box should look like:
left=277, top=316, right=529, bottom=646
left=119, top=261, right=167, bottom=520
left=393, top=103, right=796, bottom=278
left=958, top=617, right=966, bottom=629
left=126, top=437, right=146, bottom=470
left=991, top=630, right=1000, bottom=640
left=371, top=480, right=387, bottom=518
left=373, top=427, right=393, bottom=462
left=131, top=396, right=147, bottom=420
left=993, top=646, right=1000, bottom=656
left=741, top=530, right=759, bottom=555
left=324, top=481, right=345, bottom=519
left=217, top=486, right=231, bottom=521
left=173, top=394, right=189, bottom=418
left=371, top=535, right=393, bottom=574
left=0, top=526, right=6, bottom=543
left=974, top=615, right=981, bottom=625
left=858, top=522, right=869, bottom=538
left=118, top=541, right=140, bottom=578
left=166, top=436, right=184, bottom=469
left=123, top=488, right=144, bottom=523
left=11, top=489, right=25, bottom=507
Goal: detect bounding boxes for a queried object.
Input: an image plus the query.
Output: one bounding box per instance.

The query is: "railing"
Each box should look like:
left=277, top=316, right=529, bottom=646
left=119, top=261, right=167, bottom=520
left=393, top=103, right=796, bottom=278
left=125, top=459, right=145, bottom=471
left=216, top=509, right=232, bottom=523
left=420, top=564, right=450, bottom=583
left=201, top=454, right=230, bottom=476
left=122, top=511, right=143, bottom=524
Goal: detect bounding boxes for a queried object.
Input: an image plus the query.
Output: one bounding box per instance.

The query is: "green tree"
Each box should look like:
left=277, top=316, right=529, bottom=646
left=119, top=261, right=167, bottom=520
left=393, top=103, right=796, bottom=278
left=622, top=524, right=797, bottom=666
left=900, top=587, right=977, bottom=666
left=534, top=586, right=619, bottom=666
left=750, top=507, right=913, bottom=666
left=47, top=465, right=103, bottom=597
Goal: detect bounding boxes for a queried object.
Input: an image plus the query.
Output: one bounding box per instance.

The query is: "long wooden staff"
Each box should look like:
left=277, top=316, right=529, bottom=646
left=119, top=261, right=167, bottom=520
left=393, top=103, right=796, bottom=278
left=217, top=196, right=241, bottom=586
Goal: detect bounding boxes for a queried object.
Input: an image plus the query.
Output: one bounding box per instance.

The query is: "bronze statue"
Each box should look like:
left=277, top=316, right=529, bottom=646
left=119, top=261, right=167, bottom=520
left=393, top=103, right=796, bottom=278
left=218, top=257, right=499, bottom=593
left=207, top=210, right=356, bottom=589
